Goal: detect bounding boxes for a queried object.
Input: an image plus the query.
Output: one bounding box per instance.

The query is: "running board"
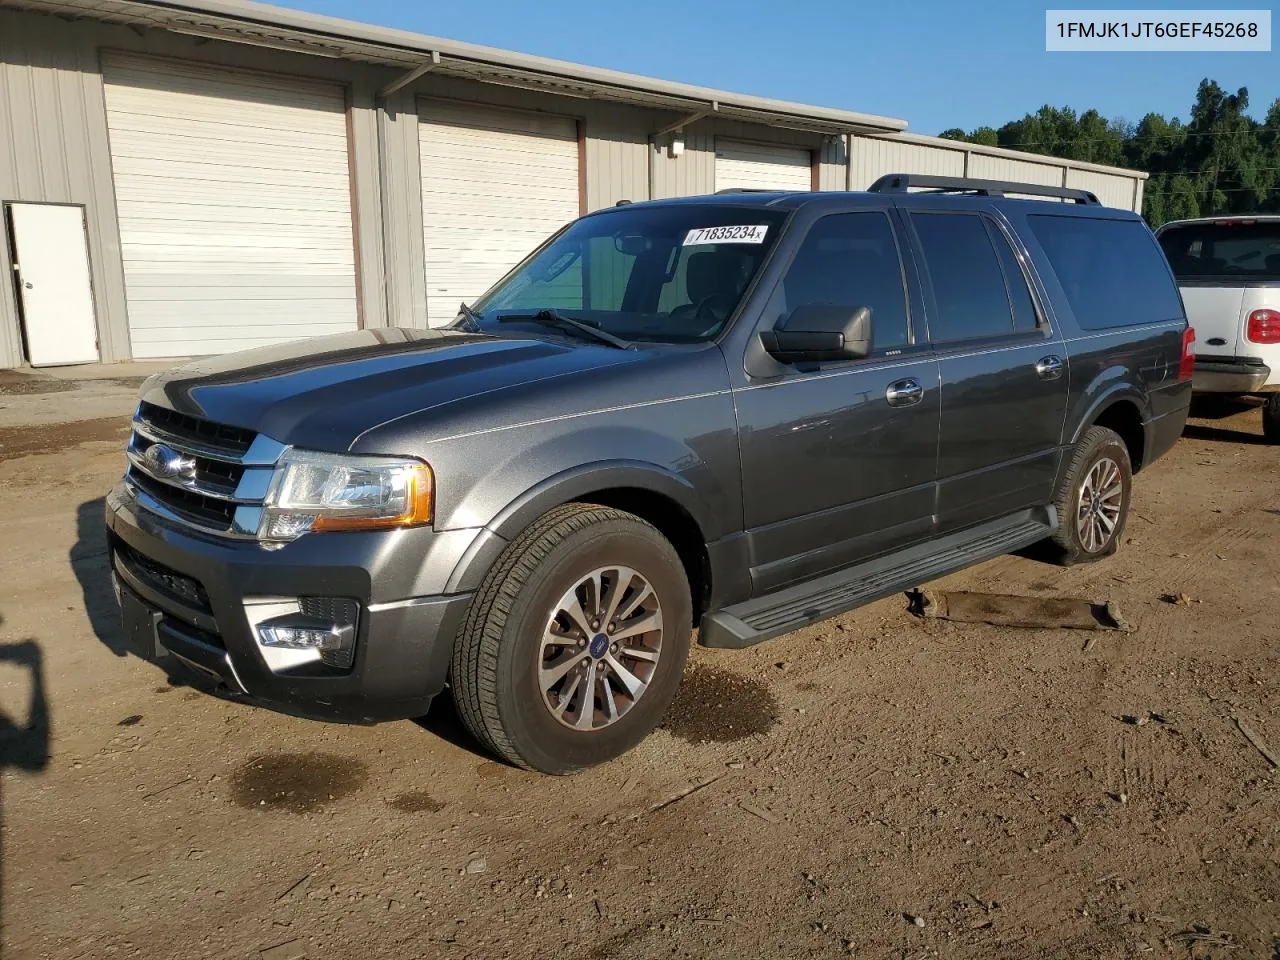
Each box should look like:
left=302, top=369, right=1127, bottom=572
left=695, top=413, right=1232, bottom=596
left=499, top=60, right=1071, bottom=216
left=699, top=507, right=1057, bottom=649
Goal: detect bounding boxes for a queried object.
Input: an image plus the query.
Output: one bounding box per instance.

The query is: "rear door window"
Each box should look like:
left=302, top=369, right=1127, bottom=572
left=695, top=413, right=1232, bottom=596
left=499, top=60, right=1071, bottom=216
left=1028, top=215, right=1183, bottom=329
left=910, top=212, right=1016, bottom=342
left=1157, top=220, right=1280, bottom=282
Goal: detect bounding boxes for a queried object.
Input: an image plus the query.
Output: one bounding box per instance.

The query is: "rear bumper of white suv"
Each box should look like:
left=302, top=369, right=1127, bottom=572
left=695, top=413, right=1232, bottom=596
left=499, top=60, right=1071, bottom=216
left=1193, top=357, right=1274, bottom=394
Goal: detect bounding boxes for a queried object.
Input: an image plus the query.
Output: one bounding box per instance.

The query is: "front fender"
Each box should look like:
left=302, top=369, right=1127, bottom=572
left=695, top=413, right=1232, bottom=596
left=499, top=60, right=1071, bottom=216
left=438, top=460, right=716, bottom=595
left=431, top=393, right=741, bottom=593
left=485, top=459, right=711, bottom=542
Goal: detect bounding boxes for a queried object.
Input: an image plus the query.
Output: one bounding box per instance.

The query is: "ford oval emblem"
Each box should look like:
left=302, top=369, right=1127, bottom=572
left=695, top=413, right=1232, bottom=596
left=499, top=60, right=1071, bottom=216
left=143, top=443, right=197, bottom=482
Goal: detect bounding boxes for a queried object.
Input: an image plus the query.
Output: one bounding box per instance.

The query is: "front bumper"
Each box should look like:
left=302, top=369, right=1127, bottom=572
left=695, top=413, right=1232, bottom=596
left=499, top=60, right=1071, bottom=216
left=1192, top=358, right=1273, bottom=394
left=105, top=480, right=477, bottom=723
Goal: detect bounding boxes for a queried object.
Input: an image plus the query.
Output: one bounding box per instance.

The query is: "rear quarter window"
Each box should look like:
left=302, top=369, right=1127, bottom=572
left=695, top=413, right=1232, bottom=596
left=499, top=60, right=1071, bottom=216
left=1026, top=216, right=1183, bottom=330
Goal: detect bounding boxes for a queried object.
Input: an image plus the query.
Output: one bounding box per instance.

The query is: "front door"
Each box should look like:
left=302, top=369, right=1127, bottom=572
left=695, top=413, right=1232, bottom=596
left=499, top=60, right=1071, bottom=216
left=735, top=209, right=940, bottom=595
left=7, top=203, right=99, bottom=366
left=904, top=209, right=1069, bottom=532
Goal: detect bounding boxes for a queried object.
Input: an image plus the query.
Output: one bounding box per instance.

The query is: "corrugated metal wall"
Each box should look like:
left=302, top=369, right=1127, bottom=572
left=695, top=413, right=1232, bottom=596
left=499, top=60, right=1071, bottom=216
left=817, top=136, right=848, bottom=191
left=583, top=104, right=651, bottom=210
left=0, top=7, right=1150, bottom=367
left=0, top=8, right=388, bottom=365
left=0, top=9, right=128, bottom=367
left=650, top=120, right=825, bottom=199
left=1066, top=167, right=1136, bottom=210
left=968, top=151, right=1063, bottom=185
left=377, top=89, right=428, bottom=329
left=849, top=135, right=965, bottom=188
left=850, top=131, right=1144, bottom=212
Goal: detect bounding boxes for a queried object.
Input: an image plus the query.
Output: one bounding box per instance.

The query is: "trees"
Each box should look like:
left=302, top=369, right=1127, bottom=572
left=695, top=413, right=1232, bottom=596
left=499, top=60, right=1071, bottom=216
left=941, top=80, right=1280, bottom=226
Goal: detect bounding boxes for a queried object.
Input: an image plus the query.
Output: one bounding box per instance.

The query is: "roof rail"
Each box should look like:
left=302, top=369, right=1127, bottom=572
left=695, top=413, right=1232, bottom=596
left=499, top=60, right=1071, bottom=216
left=714, top=187, right=785, bottom=194
left=867, top=173, right=1100, bottom=205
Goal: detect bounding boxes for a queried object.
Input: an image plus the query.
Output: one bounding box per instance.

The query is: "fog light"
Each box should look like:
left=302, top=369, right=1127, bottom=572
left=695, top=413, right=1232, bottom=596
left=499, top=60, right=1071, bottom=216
left=256, top=615, right=356, bottom=669
left=258, top=620, right=351, bottom=651
left=246, top=597, right=360, bottom=672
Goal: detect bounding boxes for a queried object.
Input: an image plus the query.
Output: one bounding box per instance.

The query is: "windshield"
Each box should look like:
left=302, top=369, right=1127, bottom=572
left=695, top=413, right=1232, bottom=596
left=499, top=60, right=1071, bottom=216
left=1158, top=220, right=1280, bottom=282
left=462, top=205, right=789, bottom=342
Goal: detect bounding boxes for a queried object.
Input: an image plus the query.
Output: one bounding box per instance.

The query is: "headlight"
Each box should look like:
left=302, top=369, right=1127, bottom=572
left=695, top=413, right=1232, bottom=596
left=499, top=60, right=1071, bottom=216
left=260, top=450, right=433, bottom=541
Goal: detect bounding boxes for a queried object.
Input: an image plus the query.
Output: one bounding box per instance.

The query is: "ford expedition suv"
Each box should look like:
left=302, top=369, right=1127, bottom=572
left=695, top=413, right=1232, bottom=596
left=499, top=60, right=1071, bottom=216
left=1156, top=215, right=1280, bottom=442
left=106, top=174, right=1192, bottom=774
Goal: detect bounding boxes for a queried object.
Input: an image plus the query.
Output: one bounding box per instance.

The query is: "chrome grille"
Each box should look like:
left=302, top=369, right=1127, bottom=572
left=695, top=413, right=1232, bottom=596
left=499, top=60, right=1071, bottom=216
left=124, top=403, right=284, bottom=538
left=135, top=402, right=255, bottom=458
left=128, top=470, right=239, bottom=529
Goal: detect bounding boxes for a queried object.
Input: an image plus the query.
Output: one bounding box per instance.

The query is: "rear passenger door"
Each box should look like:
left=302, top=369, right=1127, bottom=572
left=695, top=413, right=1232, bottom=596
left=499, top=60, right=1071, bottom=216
left=904, top=208, right=1068, bottom=533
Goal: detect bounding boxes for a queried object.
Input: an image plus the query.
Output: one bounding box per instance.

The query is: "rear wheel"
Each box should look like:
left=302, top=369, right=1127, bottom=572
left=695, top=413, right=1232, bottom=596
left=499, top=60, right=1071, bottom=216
left=1262, top=393, right=1280, bottom=444
left=1049, top=426, right=1132, bottom=565
left=450, top=503, right=692, bottom=774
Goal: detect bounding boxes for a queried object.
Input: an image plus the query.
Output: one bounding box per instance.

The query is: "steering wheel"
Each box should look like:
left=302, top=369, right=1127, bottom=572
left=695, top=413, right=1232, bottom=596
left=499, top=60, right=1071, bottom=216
left=671, top=293, right=737, bottom=323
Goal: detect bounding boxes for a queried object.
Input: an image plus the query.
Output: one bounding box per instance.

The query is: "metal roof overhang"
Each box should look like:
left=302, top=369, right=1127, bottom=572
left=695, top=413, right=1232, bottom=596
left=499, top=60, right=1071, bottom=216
left=0, top=0, right=909, bottom=136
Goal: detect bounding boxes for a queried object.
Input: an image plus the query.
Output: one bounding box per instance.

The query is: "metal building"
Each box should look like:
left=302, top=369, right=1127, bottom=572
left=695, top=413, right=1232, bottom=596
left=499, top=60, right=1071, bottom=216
left=0, top=0, right=1149, bottom=369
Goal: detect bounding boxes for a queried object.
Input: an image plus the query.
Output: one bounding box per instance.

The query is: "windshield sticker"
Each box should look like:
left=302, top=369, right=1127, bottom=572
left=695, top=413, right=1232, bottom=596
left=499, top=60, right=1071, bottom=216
left=683, top=224, right=770, bottom=246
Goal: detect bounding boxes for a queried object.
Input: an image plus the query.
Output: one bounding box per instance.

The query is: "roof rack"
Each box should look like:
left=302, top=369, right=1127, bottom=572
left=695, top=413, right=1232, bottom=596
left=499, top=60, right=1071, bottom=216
left=714, top=187, right=786, bottom=194
left=867, top=173, right=1100, bottom=205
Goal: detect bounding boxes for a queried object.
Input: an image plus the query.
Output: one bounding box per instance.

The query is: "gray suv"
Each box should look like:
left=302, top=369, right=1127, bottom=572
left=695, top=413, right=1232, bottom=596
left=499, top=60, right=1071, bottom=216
left=106, top=174, right=1192, bottom=774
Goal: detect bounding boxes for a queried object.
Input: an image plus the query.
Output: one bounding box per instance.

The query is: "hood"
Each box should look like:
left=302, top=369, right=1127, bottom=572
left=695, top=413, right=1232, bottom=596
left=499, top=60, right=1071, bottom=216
left=139, top=327, right=646, bottom=450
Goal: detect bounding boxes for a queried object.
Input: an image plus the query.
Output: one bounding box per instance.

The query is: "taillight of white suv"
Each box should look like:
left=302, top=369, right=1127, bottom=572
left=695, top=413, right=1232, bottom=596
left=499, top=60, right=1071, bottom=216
left=1178, top=325, right=1196, bottom=380
left=1246, top=309, right=1280, bottom=344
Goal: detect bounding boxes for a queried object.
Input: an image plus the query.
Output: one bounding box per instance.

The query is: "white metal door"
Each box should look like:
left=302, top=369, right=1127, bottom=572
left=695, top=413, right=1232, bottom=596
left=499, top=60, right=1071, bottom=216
left=419, top=101, right=580, bottom=326
left=715, top=141, right=813, bottom=192
left=8, top=203, right=99, bottom=366
left=101, top=53, right=358, bottom=358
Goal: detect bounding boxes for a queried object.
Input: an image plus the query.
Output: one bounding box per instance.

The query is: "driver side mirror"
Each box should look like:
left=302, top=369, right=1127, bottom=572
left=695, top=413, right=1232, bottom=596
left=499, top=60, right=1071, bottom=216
left=758, top=305, right=873, bottom=364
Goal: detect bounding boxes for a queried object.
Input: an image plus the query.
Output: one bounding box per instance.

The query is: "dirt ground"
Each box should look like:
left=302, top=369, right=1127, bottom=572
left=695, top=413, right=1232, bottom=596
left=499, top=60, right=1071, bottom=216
left=0, top=394, right=1276, bottom=960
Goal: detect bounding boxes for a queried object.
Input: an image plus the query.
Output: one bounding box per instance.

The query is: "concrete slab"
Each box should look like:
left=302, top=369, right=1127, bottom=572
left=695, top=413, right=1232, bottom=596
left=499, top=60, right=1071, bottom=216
left=0, top=374, right=144, bottom=429
left=19, top=360, right=180, bottom=381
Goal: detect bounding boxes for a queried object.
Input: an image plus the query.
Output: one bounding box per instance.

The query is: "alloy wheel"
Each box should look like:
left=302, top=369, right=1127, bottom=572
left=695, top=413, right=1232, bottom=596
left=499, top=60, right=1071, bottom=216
left=1075, top=456, right=1123, bottom=552
left=538, top=566, right=663, bottom=731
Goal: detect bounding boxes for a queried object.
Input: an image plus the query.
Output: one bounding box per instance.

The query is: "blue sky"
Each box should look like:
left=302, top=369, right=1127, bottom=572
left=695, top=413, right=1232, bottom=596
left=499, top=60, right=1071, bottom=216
left=271, top=0, right=1277, bottom=133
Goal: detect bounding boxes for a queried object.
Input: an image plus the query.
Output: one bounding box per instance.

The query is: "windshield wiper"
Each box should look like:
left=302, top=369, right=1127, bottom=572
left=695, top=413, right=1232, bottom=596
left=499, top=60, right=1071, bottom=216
left=497, top=309, right=632, bottom=350
left=456, top=301, right=483, bottom=330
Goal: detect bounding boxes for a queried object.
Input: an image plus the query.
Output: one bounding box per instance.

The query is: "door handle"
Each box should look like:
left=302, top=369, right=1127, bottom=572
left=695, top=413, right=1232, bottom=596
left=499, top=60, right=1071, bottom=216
left=885, top=378, right=924, bottom=407
left=23, top=281, right=33, bottom=290
left=1035, top=355, right=1064, bottom=381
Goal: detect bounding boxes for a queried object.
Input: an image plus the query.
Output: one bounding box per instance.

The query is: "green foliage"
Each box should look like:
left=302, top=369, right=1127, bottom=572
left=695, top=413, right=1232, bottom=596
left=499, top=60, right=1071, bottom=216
left=942, top=79, right=1280, bottom=226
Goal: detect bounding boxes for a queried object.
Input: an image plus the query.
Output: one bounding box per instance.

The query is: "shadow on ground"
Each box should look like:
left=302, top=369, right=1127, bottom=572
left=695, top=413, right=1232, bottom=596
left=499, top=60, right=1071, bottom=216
left=1188, top=395, right=1261, bottom=420
left=1182, top=423, right=1272, bottom=446
left=0, top=621, right=52, bottom=952
left=72, top=498, right=127, bottom=657
left=412, top=692, right=488, bottom=759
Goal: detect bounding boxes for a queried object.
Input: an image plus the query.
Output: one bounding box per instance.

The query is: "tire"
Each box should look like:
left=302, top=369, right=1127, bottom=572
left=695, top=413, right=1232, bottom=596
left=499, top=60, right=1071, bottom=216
left=450, top=503, right=692, bottom=774
left=1048, top=426, right=1133, bottom=566
left=1263, top=394, right=1280, bottom=444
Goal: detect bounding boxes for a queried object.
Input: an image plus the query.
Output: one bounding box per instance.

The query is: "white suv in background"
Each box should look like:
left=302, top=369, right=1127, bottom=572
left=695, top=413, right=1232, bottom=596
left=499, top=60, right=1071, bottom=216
left=1156, top=215, right=1280, bottom=442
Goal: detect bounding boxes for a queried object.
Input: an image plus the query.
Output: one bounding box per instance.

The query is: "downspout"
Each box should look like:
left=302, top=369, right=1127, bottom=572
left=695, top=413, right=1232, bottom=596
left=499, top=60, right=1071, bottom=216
left=648, top=135, right=657, bottom=202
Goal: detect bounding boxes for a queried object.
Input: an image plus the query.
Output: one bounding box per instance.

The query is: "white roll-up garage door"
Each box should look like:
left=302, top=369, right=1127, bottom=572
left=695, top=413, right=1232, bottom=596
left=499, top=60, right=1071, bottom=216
left=715, top=140, right=813, bottom=192
left=101, top=53, right=359, bottom=358
left=420, top=101, right=580, bottom=326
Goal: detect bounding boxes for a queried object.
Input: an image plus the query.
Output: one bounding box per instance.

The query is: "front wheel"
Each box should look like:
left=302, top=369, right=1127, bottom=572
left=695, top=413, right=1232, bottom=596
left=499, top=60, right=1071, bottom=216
left=450, top=503, right=692, bottom=774
left=1048, top=426, right=1133, bottom=565
left=1262, top=393, right=1280, bottom=444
